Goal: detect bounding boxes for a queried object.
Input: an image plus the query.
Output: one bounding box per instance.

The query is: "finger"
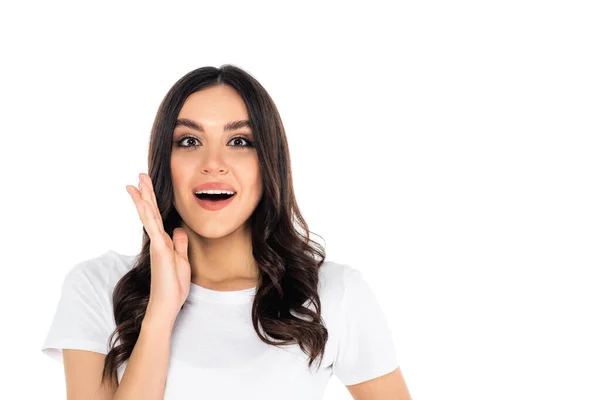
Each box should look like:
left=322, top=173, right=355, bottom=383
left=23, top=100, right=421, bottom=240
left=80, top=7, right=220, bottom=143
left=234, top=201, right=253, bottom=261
left=140, top=174, right=163, bottom=234
left=138, top=175, right=153, bottom=208
left=172, top=227, right=189, bottom=261
left=126, top=185, right=153, bottom=234
left=144, top=200, right=165, bottom=240
left=126, top=185, right=163, bottom=241
left=141, top=173, right=159, bottom=212
left=139, top=175, right=164, bottom=234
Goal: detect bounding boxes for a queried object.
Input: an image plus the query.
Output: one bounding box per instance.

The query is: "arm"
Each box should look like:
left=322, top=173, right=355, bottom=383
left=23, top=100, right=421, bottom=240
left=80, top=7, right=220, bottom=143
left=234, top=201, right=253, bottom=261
left=113, top=315, right=174, bottom=400
left=346, top=367, right=412, bottom=400
left=63, top=350, right=118, bottom=400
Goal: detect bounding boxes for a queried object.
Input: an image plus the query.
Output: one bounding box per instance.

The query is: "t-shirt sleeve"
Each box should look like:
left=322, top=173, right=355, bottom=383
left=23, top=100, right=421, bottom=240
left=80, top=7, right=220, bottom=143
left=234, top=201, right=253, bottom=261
left=332, top=267, right=400, bottom=386
left=41, top=258, right=114, bottom=364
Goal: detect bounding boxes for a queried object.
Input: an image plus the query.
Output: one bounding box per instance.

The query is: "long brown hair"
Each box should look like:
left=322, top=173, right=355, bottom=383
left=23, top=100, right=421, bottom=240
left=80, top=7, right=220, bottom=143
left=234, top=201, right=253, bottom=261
left=100, top=65, right=328, bottom=388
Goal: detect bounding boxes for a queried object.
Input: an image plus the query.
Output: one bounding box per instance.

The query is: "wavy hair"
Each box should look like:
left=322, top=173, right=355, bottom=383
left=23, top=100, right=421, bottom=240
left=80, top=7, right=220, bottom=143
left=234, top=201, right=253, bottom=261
left=99, top=65, right=328, bottom=388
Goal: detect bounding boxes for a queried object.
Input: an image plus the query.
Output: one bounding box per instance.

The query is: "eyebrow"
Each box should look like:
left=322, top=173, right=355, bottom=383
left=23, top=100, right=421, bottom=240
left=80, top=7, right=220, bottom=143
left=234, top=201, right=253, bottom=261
left=175, top=118, right=251, bottom=133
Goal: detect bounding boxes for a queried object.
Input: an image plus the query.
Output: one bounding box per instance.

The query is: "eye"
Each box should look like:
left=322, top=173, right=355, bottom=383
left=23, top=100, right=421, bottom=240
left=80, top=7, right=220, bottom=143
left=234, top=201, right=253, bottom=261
left=228, top=136, right=254, bottom=148
left=174, top=135, right=254, bottom=149
left=175, top=136, right=200, bottom=148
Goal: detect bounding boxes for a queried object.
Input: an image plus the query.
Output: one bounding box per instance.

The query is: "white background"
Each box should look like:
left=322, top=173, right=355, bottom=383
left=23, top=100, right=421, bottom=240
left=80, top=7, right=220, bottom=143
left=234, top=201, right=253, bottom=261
left=1, top=1, right=598, bottom=399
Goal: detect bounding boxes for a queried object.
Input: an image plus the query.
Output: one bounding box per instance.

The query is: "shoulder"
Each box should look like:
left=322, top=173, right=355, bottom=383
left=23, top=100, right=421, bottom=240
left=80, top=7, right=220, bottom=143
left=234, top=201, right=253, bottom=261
left=309, top=260, right=379, bottom=367
left=315, top=259, right=367, bottom=318
left=41, top=251, right=138, bottom=362
left=317, top=259, right=365, bottom=298
left=317, top=260, right=349, bottom=298
left=64, top=250, right=138, bottom=295
left=316, top=259, right=388, bottom=325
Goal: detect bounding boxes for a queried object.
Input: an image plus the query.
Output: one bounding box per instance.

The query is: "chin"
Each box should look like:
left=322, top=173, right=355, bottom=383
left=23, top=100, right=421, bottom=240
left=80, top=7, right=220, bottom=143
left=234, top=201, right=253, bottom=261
left=188, top=219, right=245, bottom=240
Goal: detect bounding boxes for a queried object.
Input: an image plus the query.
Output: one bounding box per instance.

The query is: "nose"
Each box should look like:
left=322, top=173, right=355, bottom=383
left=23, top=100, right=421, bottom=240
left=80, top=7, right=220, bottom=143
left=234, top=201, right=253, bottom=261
left=202, top=166, right=227, bottom=174
left=200, top=146, right=228, bottom=175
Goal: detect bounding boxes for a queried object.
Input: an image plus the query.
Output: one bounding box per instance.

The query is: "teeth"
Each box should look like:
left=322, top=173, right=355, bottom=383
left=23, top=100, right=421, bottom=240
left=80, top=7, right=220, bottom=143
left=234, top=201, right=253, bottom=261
left=195, top=190, right=236, bottom=195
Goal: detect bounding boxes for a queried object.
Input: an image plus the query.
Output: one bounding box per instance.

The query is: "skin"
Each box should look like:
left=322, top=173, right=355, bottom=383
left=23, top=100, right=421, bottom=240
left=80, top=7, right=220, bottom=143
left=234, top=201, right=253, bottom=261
left=170, top=84, right=263, bottom=291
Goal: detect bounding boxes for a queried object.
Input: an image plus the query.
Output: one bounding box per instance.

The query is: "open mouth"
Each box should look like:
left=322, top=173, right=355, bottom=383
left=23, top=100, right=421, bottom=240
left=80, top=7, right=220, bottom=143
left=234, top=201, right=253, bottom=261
left=194, top=192, right=236, bottom=202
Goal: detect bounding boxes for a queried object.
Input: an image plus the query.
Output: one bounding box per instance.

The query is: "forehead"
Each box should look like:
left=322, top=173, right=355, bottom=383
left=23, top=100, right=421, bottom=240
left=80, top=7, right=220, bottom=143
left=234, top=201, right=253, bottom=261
left=177, top=85, right=249, bottom=123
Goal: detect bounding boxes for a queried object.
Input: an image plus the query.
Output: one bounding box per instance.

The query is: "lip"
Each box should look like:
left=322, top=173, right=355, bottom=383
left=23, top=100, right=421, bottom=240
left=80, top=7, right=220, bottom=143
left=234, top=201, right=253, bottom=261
left=193, top=192, right=237, bottom=211
left=192, top=182, right=237, bottom=193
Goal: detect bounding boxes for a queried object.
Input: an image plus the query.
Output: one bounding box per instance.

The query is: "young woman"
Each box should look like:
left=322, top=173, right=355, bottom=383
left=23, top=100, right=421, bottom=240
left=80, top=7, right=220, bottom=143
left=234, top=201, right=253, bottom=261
left=41, top=65, right=411, bottom=399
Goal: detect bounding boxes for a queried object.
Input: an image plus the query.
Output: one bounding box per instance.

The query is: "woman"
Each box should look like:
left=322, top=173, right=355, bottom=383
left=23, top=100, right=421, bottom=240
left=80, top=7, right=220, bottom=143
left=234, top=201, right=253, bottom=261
left=41, top=65, right=411, bottom=399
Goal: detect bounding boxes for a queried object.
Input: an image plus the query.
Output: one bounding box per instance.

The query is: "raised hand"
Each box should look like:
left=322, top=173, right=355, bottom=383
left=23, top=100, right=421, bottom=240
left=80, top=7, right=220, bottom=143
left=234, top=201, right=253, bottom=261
left=125, top=173, right=191, bottom=326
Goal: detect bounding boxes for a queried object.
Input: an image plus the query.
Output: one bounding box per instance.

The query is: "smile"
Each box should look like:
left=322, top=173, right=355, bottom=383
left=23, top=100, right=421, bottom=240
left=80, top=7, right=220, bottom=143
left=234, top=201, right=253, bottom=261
left=193, top=192, right=237, bottom=211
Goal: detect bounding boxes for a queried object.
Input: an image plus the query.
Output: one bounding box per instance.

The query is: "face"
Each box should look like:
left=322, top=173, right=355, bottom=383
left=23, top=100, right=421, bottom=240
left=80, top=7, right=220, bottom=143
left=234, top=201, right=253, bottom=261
left=170, top=84, right=263, bottom=239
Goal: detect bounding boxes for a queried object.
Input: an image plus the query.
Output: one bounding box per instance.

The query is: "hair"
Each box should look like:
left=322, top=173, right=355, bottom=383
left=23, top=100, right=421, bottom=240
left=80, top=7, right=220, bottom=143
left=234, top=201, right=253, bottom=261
left=99, top=65, right=328, bottom=388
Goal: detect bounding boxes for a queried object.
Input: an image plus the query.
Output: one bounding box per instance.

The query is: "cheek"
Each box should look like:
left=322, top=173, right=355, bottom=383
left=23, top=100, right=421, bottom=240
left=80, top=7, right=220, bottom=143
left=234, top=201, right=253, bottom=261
left=170, top=155, right=197, bottom=178
left=170, top=163, right=181, bottom=189
left=239, top=164, right=261, bottom=190
left=170, top=159, right=192, bottom=197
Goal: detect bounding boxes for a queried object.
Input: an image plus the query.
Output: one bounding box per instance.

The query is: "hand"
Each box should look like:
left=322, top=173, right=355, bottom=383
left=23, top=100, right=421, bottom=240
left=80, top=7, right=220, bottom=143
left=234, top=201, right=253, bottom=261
left=125, top=173, right=191, bottom=325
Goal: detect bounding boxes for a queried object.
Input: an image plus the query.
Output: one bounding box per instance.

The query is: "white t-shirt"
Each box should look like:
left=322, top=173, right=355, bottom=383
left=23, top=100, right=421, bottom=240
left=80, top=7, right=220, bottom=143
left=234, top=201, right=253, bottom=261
left=41, top=250, right=399, bottom=399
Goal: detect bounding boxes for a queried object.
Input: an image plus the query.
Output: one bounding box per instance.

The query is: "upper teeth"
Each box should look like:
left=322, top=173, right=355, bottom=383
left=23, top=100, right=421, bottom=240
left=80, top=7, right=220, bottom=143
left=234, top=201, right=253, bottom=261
left=195, top=190, right=236, bottom=195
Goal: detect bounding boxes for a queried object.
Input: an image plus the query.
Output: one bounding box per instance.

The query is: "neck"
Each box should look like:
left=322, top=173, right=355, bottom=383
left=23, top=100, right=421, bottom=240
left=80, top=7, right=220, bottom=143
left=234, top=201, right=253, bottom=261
left=182, top=221, right=259, bottom=291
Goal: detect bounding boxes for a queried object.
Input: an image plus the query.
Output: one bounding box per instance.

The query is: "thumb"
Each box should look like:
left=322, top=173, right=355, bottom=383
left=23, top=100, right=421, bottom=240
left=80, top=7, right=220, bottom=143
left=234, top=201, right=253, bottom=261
left=172, top=227, right=189, bottom=261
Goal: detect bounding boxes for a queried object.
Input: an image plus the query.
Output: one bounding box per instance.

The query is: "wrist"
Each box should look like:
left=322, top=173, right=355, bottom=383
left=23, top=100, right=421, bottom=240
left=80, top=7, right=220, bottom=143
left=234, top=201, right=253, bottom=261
left=143, top=305, right=177, bottom=331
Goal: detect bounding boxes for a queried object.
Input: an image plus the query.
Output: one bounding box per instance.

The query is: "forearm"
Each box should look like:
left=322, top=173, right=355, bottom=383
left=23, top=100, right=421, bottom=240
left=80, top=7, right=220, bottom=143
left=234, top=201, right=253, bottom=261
left=113, top=316, right=174, bottom=400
